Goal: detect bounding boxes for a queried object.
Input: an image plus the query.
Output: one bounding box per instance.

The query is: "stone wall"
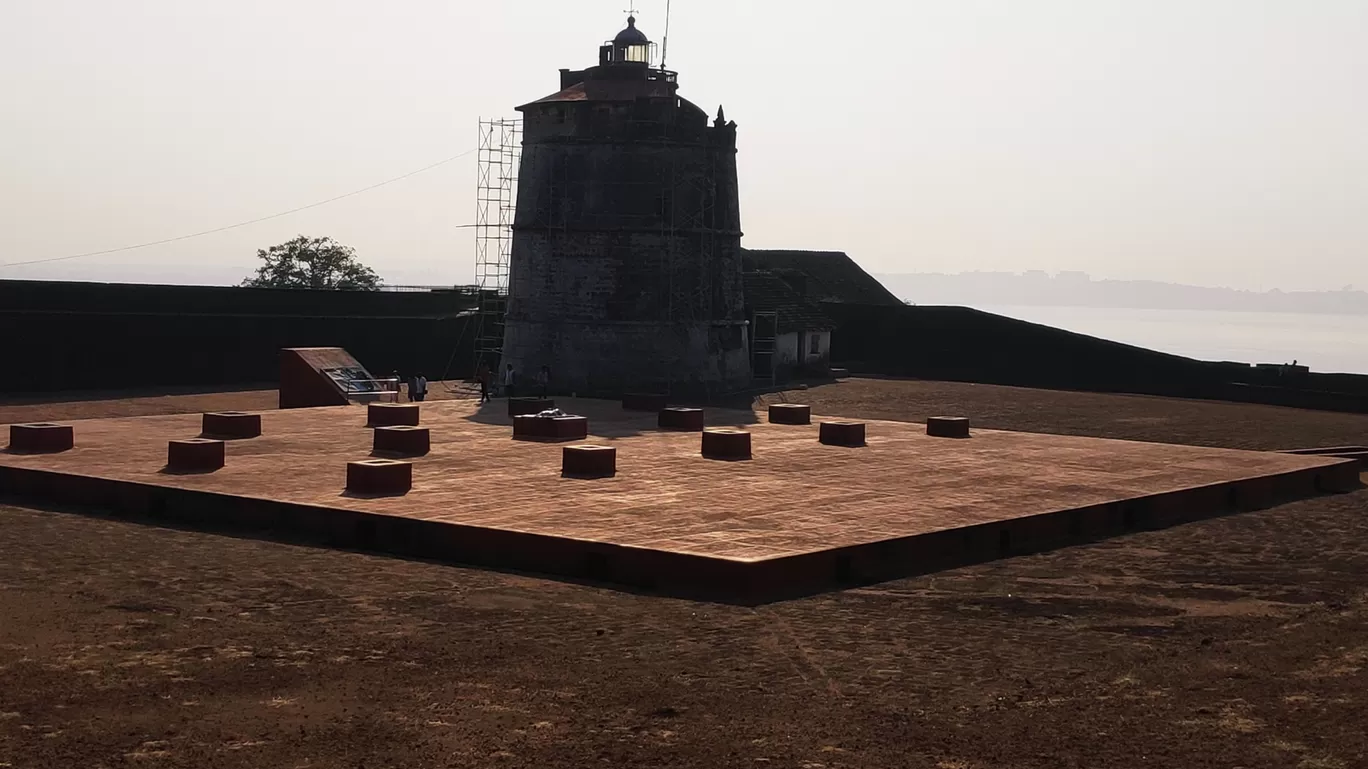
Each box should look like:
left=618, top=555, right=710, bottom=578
left=502, top=318, right=748, bottom=396
left=0, top=280, right=476, bottom=393
left=824, top=302, right=1218, bottom=396
left=823, top=302, right=1368, bottom=412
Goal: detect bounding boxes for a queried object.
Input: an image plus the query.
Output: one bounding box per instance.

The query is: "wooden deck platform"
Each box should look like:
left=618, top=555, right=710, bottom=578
left=1, top=398, right=1358, bottom=602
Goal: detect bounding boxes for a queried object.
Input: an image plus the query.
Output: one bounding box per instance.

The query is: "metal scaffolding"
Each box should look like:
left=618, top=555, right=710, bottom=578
left=473, top=118, right=522, bottom=372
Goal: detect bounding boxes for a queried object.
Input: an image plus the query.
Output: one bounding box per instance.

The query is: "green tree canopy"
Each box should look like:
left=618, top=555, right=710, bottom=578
left=241, top=236, right=382, bottom=290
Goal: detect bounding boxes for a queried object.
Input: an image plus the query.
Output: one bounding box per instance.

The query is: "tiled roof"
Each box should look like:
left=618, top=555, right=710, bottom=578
left=743, top=271, right=834, bottom=333
left=527, top=82, right=588, bottom=105
left=741, top=249, right=902, bottom=306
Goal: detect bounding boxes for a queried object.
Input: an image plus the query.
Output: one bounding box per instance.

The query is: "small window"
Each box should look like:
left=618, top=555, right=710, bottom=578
left=625, top=43, right=651, bottom=63
left=809, top=333, right=821, bottom=355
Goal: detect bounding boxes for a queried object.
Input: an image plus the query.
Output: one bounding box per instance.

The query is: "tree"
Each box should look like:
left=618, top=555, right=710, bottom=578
left=241, top=236, right=382, bottom=290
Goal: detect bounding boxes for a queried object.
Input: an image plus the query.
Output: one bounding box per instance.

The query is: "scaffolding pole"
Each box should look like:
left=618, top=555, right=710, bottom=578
left=473, top=117, right=522, bottom=374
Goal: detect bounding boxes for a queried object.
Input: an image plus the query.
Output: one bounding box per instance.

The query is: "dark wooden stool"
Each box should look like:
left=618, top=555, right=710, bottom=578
left=819, top=421, right=866, bottom=447
left=346, top=459, right=412, bottom=495
left=926, top=416, right=970, bottom=438
left=373, top=425, right=431, bottom=456
left=201, top=411, right=261, bottom=439
left=562, top=445, right=616, bottom=478
left=658, top=407, right=705, bottom=431
left=702, top=428, right=752, bottom=460
left=768, top=403, right=811, bottom=425
left=167, top=438, right=225, bottom=472
left=367, top=402, right=419, bottom=427
left=513, top=415, right=589, bottom=441
left=7, top=423, right=74, bottom=453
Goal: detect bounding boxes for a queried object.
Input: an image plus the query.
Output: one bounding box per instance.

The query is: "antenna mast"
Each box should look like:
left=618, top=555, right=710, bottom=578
left=661, top=0, right=672, bottom=69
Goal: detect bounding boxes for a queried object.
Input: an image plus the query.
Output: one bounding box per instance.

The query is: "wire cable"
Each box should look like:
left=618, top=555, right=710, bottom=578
left=0, top=148, right=479, bottom=270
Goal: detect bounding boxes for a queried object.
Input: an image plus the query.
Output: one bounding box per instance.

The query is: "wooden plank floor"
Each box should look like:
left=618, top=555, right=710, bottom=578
left=0, top=398, right=1349, bottom=564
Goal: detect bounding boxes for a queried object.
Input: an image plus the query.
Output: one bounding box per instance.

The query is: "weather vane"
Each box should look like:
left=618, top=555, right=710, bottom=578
left=623, top=4, right=639, bottom=17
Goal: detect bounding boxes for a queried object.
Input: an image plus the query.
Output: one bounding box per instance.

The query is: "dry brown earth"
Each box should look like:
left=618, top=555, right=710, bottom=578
left=2, top=378, right=1366, bottom=768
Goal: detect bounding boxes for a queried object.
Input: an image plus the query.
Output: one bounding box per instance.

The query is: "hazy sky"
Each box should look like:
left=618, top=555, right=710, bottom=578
left=1, top=1, right=1364, bottom=291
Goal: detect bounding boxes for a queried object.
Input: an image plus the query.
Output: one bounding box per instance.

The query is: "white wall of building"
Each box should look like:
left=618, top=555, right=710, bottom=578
left=801, top=330, right=832, bottom=367
left=775, top=331, right=800, bottom=369
left=769, top=329, right=831, bottom=379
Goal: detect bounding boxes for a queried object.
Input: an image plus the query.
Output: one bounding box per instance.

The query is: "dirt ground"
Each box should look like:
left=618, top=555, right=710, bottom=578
left=2, top=378, right=1367, bottom=768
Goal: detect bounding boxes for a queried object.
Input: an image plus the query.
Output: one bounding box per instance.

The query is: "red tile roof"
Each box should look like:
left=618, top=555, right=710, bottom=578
left=529, top=82, right=587, bottom=104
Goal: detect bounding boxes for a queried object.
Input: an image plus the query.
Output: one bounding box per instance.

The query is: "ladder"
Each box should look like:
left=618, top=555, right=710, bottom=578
left=751, top=311, right=778, bottom=386
left=473, top=289, right=507, bottom=373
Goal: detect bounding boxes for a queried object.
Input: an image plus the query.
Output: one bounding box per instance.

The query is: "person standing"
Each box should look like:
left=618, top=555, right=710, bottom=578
left=537, top=365, right=550, bottom=398
left=412, top=373, right=428, bottom=403
left=475, top=361, right=492, bottom=404
left=503, top=364, right=516, bottom=398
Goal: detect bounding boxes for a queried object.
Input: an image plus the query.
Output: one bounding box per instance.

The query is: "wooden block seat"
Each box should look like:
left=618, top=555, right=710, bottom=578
left=819, top=421, right=866, bottom=447
left=926, top=416, right=971, bottom=438
left=702, top=428, right=752, bottom=460
left=513, top=414, right=589, bottom=441
left=562, top=445, right=616, bottom=478
left=346, top=459, right=412, bottom=495
left=167, top=438, right=225, bottom=473
left=7, top=423, right=74, bottom=453
left=509, top=397, right=556, bottom=417
left=658, top=407, right=705, bottom=431
left=623, top=393, right=669, bottom=412
left=373, top=425, right=431, bottom=457
left=768, top=403, right=811, bottom=425
left=367, top=402, right=419, bottom=427
left=201, top=411, right=261, bottom=439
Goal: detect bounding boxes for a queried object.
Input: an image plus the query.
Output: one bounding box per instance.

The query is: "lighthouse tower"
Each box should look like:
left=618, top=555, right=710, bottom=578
left=501, top=16, right=750, bottom=395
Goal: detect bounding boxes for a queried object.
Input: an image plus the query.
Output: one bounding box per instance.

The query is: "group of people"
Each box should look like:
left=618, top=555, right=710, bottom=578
left=474, top=362, right=551, bottom=404
left=389, top=363, right=551, bottom=405
left=389, top=371, right=429, bottom=402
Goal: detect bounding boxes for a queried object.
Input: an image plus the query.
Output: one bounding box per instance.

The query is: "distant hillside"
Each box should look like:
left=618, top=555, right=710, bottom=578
left=875, top=272, right=1368, bottom=316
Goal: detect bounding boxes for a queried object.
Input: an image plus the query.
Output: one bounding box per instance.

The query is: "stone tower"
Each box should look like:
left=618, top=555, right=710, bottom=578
left=502, top=17, right=750, bottom=395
